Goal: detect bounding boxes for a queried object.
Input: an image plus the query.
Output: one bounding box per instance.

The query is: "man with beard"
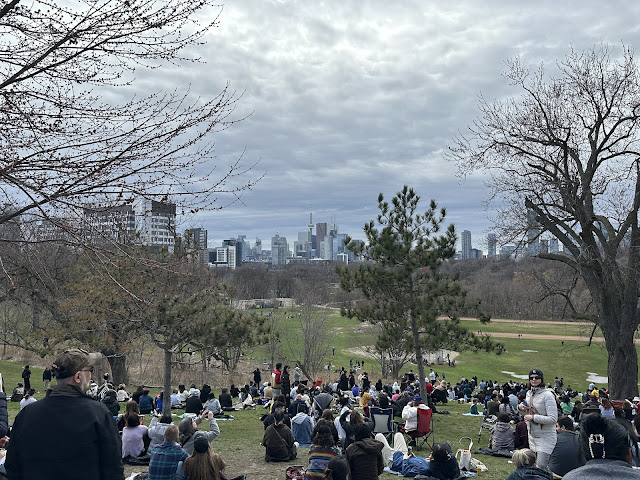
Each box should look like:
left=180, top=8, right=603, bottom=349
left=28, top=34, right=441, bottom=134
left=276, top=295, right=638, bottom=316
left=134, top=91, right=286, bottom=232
left=6, top=349, right=124, bottom=480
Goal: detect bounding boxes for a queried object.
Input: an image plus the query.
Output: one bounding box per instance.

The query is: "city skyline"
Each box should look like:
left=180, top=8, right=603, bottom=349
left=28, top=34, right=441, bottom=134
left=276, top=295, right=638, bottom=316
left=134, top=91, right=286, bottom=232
left=129, top=2, right=640, bottom=251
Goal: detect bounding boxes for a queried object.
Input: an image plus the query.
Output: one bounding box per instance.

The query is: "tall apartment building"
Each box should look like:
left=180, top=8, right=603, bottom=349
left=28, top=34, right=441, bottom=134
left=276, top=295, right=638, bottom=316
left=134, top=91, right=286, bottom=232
left=271, top=234, right=288, bottom=266
left=82, top=204, right=136, bottom=245
left=526, top=208, right=541, bottom=256
left=183, top=227, right=208, bottom=265
left=316, top=223, right=327, bottom=258
left=461, top=230, right=472, bottom=260
left=135, top=200, right=176, bottom=252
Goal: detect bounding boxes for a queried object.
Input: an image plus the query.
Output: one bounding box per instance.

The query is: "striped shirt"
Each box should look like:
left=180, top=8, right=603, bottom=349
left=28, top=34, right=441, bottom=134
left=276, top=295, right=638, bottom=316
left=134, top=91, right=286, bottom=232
left=304, top=445, right=340, bottom=479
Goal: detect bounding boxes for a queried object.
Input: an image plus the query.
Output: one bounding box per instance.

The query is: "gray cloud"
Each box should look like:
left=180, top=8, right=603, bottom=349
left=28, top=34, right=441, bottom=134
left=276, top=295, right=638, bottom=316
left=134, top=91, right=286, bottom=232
left=136, top=1, right=640, bottom=250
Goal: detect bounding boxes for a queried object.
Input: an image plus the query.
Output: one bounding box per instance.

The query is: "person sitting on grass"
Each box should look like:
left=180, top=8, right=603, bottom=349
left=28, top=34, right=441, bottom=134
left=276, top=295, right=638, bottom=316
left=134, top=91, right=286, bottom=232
left=204, top=392, right=222, bottom=415
left=505, top=448, right=551, bottom=480
left=469, top=398, right=480, bottom=415
left=148, top=424, right=188, bottom=480
left=138, top=388, right=155, bottom=414
left=262, top=401, right=291, bottom=430
left=171, top=389, right=183, bottom=409
left=118, top=400, right=141, bottom=431
left=19, top=389, right=36, bottom=410
left=345, top=423, right=383, bottom=480
left=323, top=455, right=351, bottom=480
left=148, top=413, right=174, bottom=451
left=292, top=402, right=314, bottom=445
left=219, top=387, right=234, bottom=411
left=304, top=424, right=340, bottom=480
left=122, top=412, right=149, bottom=465
left=263, top=410, right=298, bottom=462
left=313, top=409, right=339, bottom=444
left=490, top=413, right=515, bottom=451
left=177, top=435, right=246, bottom=480
left=427, top=442, right=460, bottom=480
left=185, top=388, right=203, bottom=414
left=562, top=413, right=640, bottom=479
left=178, top=409, right=220, bottom=455
left=102, top=389, right=120, bottom=416
left=116, top=384, right=130, bottom=402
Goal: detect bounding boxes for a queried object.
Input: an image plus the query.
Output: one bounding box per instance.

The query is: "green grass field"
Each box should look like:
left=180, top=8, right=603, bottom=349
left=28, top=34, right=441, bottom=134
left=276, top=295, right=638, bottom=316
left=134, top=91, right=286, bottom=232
left=1, top=310, right=634, bottom=479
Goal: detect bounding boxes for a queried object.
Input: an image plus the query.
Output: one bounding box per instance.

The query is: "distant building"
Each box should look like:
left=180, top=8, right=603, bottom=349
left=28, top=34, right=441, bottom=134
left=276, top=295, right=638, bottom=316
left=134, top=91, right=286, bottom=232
left=222, top=238, right=242, bottom=267
left=540, top=238, right=549, bottom=254
left=237, top=235, right=250, bottom=261
left=461, top=230, right=472, bottom=260
left=183, top=228, right=208, bottom=265
left=209, top=245, right=237, bottom=269
left=271, top=234, right=288, bottom=266
left=82, top=204, right=136, bottom=245
left=316, top=223, right=327, bottom=257
left=526, top=208, right=541, bottom=256
left=135, top=200, right=176, bottom=253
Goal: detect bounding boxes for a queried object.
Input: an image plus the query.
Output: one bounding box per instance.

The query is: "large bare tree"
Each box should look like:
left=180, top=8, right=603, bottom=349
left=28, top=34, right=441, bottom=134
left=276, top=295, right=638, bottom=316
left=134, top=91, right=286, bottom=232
left=0, top=0, right=259, bottom=230
left=449, top=44, right=640, bottom=398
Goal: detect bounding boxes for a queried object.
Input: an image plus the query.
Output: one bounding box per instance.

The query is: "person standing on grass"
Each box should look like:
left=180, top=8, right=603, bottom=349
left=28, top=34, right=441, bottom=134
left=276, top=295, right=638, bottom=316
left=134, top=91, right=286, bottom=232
left=21, top=365, right=31, bottom=391
left=519, top=368, right=557, bottom=471
left=42, top=367, right=52, bottom=391
left=6, top=348, right=124, bottom=480
left=272, top=362, right=283, bottom=398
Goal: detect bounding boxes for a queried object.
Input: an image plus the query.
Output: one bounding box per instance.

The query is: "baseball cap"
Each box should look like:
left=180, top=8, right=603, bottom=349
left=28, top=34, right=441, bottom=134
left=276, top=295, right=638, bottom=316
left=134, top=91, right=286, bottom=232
left=51, top=349, right=91, bottom=379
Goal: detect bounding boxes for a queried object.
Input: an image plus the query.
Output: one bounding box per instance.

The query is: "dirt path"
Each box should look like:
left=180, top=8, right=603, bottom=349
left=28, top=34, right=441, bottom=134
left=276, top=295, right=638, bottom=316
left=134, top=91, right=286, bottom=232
left=460, top=316, right=593, bottom=325
left=476, top=331, right=640, bottom=343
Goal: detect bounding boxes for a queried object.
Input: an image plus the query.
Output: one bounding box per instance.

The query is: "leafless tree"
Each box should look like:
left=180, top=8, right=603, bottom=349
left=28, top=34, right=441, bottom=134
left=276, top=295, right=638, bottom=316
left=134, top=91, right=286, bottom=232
left=287, top=301, right=332, bottom=381
left=449, top=44, right=640, bottom=398
left=0, top=0, right=260, bottom=237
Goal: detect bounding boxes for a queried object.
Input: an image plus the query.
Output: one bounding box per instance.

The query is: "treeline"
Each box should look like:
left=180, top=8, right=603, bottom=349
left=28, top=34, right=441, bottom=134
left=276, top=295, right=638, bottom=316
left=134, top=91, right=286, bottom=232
left=221, top=256, right=594, bottom=322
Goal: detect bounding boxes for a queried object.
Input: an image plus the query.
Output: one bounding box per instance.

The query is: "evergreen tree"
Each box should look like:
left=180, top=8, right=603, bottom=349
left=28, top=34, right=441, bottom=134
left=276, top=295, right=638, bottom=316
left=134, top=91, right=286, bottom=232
left=337, top=186, right=496, bottom=400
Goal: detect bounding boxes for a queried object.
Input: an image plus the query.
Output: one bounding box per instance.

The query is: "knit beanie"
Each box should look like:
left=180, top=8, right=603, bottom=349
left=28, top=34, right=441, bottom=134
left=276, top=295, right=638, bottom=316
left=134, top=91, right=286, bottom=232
left=529, top=369, right=543, bottom=381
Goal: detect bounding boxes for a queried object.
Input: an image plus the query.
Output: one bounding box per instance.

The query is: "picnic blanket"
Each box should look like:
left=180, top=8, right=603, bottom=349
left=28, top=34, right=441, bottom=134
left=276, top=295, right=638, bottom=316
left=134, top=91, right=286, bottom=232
left=462, top=413, right=483, bottom=416
left=473, top=447, right=513, bottom=457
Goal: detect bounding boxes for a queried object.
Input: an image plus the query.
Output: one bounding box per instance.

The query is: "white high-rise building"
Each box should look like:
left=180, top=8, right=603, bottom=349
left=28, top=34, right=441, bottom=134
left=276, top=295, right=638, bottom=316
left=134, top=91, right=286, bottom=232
left=135, top=200, right=176, bottom=252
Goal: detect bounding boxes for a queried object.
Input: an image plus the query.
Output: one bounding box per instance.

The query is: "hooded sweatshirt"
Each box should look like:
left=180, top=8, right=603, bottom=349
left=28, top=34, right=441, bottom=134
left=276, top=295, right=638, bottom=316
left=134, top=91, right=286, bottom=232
left=491, top=421, right=515, bottom=450
left=291, top=412, right=314, bottom=444
left=345, top=438, right=384, bottom=480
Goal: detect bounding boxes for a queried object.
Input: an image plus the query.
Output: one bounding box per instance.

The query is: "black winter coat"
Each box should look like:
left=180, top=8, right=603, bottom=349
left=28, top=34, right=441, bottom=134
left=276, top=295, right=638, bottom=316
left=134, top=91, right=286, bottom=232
left=6, top=385, right=123, bottom=480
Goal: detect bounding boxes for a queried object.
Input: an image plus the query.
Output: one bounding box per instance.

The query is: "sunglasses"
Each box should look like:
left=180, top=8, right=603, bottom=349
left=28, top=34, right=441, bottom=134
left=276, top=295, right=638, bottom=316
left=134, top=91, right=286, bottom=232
left=529, top=376, right=541, bottom=380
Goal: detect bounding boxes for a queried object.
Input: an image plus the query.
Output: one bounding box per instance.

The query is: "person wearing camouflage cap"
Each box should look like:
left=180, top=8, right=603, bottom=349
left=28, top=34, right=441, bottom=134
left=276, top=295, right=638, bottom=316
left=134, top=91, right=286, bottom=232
left=6, top=349, right=124, bottom=480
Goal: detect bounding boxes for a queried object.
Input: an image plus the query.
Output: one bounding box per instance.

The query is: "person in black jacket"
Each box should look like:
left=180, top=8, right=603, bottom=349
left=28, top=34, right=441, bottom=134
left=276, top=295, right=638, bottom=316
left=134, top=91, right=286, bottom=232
left=21, top=365, right=31, bottom=391
left=219, top=387, right=233, bottom=411
left=185, top=390, right=203, bottom=414
left=6, top=349, right=124, bottom=480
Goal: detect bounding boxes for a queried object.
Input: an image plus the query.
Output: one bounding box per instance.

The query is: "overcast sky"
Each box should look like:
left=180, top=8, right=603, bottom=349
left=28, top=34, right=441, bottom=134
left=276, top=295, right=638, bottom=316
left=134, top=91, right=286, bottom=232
left=153, top=1, right=640, bottom=251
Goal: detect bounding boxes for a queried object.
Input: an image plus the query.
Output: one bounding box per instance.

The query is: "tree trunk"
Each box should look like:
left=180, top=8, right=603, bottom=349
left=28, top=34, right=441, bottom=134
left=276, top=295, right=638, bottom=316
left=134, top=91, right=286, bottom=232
left=107, top=354, right=128, bottom=385
left=601, top=314, right=639, bottom=399
left=162, top=349, right=172, bottom=417
left=410, top=311, right=426, bottom=401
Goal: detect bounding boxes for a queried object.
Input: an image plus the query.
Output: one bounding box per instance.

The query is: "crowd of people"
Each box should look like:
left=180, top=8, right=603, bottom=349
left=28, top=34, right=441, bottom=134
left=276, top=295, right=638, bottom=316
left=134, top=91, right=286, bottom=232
left=3, top=352, right=640, bottom=480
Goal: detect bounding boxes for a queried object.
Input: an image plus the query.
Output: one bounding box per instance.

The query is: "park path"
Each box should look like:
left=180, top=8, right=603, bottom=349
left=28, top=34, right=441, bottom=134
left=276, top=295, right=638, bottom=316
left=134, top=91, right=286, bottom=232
left=474, top=331, right=640, bottom=344
left=459, top=316, right=593, bottom=325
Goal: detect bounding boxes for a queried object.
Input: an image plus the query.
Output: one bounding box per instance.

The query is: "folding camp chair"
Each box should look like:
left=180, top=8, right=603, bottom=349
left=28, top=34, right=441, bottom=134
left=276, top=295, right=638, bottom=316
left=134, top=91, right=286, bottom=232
left=370, top=407, right=395, bottom=442
left=398, top=407, right=433, bottom=450
left=478, top=414, right=497, bottom=446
